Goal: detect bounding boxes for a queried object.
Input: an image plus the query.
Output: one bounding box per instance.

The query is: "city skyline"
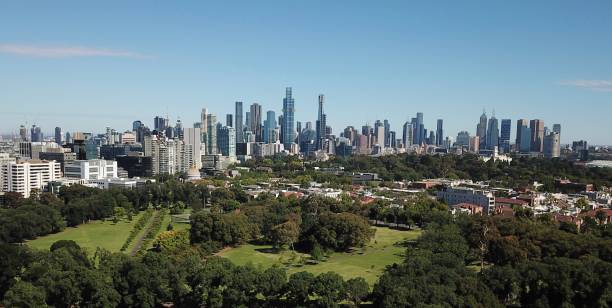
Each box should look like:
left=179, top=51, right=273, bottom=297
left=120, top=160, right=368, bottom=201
left=1, top=1, right=612, bottom=145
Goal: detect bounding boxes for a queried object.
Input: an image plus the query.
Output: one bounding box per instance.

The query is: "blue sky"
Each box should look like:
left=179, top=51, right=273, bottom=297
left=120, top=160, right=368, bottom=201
left=1, top=1, right=611, bottom=145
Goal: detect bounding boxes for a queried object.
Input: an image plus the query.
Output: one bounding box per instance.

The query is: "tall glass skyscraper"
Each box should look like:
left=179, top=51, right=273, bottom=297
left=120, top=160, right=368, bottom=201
left=486, top=116, right=499, bottom=150
left=316, top=94, right=327, bottom=150
left=282, top=87, right=295, bottom=148
left=436, top=119, right=443, bottom=146
left=499, top=119, right=512, bottom=153
left=235, top=101, right=243, bottom=143
left=263, top=110, right=276, bottom=143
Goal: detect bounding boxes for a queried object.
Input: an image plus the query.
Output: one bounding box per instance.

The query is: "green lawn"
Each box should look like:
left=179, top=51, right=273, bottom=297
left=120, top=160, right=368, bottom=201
left=27, top=212, right=143, bottom=254
left=218, top=227, right=421, bottom=285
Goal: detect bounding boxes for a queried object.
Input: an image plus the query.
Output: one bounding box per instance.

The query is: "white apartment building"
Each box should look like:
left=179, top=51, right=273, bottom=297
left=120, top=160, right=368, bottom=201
left=64, top=159, right=118, bottom=180
left=1, top=160, right=61, bottom=198
left=144, top=135, right=193, bottom=175
left=437, top=186, right=496, bottom=214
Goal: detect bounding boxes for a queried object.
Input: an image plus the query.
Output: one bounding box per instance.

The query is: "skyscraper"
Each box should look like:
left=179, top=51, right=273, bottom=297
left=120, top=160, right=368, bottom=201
left=226, top=114, right=233, bottom=128
left=206, top=114, right=217, bottom=155
left=553, top=124, right=561, bottom=136
left=383, top=119, right=391, bottom=147
left=530, top=119, right=545, bottom=152
left=54, top=127, right=62, bottom=145
left=132, top=120, right=142, bottom=131
left=154, top=116, right=167, bottom=132
left=235, top=102, right=244, bottom=143
left=281, top=87, right=296, bottom=148
left=499, top=119, right=511, bottom=153
left=516, top=119, right=528, bottom=152
left=374, top=120, right=384, bottom=146
left=184, top=127, right=202, bottom=168
left=218, top=126, right=236, bottom=157
left=263, top=110, right=277, bottom=143
left=402, top=122, right=413, bottom=147
left=435, top=119, right=443, bottom=146
left=249, top=103, right=262, bottom=142
left=486, top=116, right=499, bottom=150
left=476, top=110, right=487, bottom=149
left=316, top=94, right=327, bottom=150
left=415, top=113, right=424, bottom=145
left=19, top=125, right=27, bottom=141
left=30, top=125, right=42, bottom=142
left=544, top=132, right=560, bottom=158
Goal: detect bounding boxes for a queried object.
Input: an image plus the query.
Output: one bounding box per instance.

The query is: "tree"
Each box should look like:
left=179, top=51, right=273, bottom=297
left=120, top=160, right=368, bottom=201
left=271, top=220, right=300, bottom=250
left=3, top=281, right=47, bottom=307
left=284, top=271, right=315, bottom=306
left=345, top=277, right=369, bottom=306
left=310, top=272, right=345, bottom=307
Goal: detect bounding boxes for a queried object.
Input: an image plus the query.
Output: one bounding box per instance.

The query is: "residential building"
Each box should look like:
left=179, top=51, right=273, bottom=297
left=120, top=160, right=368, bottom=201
left=282, top=87, right=296, bottom=148
left=1, top=160, right=62, bottom=198
left=436, top=186, right=495, bottom=214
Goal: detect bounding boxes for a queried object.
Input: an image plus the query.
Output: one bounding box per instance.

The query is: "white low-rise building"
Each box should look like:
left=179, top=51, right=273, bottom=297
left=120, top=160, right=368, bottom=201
left=1, top=160, right=61, bottom=198
left=64, top=159, right=118, bottom=180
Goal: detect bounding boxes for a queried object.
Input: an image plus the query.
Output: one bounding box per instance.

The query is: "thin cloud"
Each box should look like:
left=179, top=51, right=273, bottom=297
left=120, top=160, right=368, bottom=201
left=560, top=79, right=612, bottom=92
left=0, top=43, right=151, bottom=59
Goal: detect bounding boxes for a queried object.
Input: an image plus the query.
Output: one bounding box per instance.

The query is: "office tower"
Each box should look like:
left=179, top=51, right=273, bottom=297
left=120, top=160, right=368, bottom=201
left=224, top=114, right=233, bottom=128
left=499, top=119, right=511, bottom=153
left=456, top=131, right=470, bottom=147
left=402, top=122, right=413, bottom=147
left=316, top=94, right=327, bottom=150
left=436, top=119, right=443, bottom=146
left=249, top=103, right=263, bottom=142
left=530, top=119, right=545, bottom=152
left=19, top=125, right=27, bottom=141
left=264, top=111, right=277, bottom=143
left=65, top=132, right=72, bottom=144
left=553, top=124, right=561, bottom=137
left=132, top=120, right=143, bottom=131
left=428, top=131, right=435, bottom=145
left=153, top=116, right=167, bottom=131
left=486, top=116, right=499, bottom=150
left=282, top=87, right=296, bottom=148
left=515, top=119, right=528, bottom=151
left=374, top=120, right=385, bottom=146
left=218, top=126, right=236, bottom=157
left=206, top=114, right=217, bottom=155
left=175, top=119, right=184, bottom=139
left=383, top=119, right=391, bottom=147
left=184, top=127, right=202, bottom=169
left=544, top=132, right=561, bottom=158
left=235, top=102, right=244, bottom=143
left=64, top=159, right=118, bottom=180
left=30, top=125, right=42, bottom=142
left=388, top=131, right=396, bottom=148
left=414, top=113, right=424, bottom=144
left=1, top=160, right=61, bottom=198
left=245, top=111, right=251, bottom=131
left=476, top=110, right=487, bottom=148
left=54, top=127, right=62, bottom=145
left=343, top=126, right=355, bottom=143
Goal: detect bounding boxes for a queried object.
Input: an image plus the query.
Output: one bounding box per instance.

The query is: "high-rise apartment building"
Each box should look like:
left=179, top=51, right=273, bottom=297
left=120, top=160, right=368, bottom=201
left=1, top=160, right=61, bottom=198
left=206, top=114, right=217, bottom=155
left=316, top=94, right=327, bottom=150
left=436, top=119, right=444, bottom=146
left=184, top=127, right=203, bottom=169
left=530, top=119, right=545, bottom=152
left=281, top=87, right=296, bottom=148
left=235, top=101, right=244, bottom=143
left=544, top=132, right=561, bottom=158
left=249, top=103, right=262, bottom=142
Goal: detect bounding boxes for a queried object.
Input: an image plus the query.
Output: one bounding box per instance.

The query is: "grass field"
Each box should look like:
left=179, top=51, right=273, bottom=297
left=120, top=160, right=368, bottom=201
left=27, top=212, right=144, bottom=254
left=218, top=227, right=421, bottom=285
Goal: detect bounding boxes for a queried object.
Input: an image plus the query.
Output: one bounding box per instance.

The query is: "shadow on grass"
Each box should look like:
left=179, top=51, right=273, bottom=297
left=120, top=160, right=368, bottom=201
left=255, top=247, right=281, bottom=254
